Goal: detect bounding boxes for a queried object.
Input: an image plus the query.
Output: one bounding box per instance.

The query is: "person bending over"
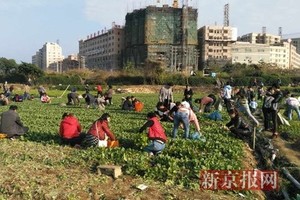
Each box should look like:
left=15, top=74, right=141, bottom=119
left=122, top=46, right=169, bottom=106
left=82, top=113, right=116, bottom=148
left=225, top=109, right=251, bottom=139
left=139, top=112, right=167, bottom=156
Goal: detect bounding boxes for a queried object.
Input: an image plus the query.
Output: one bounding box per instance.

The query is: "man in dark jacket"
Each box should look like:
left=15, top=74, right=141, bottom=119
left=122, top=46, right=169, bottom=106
left=270, top=84, right=283, bottom=138
left=67, top=91, right=80, bottom=105
left=83, top=93, right=96, bottom=108
left=0, top=105, right=29, bottom=138
left=225, top=109, right=251, bottom=139
left=122, top=96, right=134, bottom=111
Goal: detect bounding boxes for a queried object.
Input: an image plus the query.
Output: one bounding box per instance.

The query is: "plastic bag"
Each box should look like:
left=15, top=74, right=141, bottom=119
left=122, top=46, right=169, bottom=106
left=190, top=132, right=206, bottom=142
left=208, top=111, right=222, bottom=121
left=98, top=140, right=108, bottom=147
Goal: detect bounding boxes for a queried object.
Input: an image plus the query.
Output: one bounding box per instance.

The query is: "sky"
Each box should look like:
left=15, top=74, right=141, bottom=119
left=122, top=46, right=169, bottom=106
left=0, top=0, right=299, bottom=63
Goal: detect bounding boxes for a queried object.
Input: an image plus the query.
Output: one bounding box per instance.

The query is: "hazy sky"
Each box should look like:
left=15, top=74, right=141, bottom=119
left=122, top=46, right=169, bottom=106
left=0, top=0, right=299, bottom=63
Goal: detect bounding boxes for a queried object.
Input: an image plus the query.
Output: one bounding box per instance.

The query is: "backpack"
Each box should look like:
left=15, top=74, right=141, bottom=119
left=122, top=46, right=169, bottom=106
left=264, top=96, right=274, bottom=109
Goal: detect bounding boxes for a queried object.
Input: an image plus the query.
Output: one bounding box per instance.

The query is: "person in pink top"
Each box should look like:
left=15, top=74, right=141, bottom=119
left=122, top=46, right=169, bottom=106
left=195, top=95, right=216, bottom=113
left=189, top=109, right=200, bottom=133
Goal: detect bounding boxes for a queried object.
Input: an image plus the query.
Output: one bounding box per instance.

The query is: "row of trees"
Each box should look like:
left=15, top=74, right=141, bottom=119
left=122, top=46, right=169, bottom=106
left=0, top=57, right=44, bottom=84
left=1, top=56, right=300, bottom=87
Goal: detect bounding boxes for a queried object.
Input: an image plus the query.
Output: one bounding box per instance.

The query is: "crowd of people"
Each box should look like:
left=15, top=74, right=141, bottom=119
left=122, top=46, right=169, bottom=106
left=1, top=79, right=299, bottom=157
left=221, top=80, right=287, bottom=139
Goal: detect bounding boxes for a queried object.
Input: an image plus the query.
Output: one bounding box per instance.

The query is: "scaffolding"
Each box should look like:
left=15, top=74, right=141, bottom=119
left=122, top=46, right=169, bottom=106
left=124, top=5, right=198, bottom=71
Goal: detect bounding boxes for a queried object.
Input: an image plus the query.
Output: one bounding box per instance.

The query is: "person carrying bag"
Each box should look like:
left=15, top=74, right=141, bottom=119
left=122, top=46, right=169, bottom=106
left=82, top=113, right=117, bottom=148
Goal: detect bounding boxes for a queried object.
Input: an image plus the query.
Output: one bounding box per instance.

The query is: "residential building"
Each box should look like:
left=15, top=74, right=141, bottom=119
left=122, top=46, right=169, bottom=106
left=238, top=33, right=281, bottom=45
left=290, top=42, right=300, bottom=69
left=32, top=42, right=64, bottom=71
left=78, top=23, right=124, bottom=70
left=231, top=41, right=300, bottom=69
left=198, top=25, right=237, bottom=69
left=124, top=5, right=198, bottom=72
left=231, top=42, right=270, bottom=65
left=60, top=55, right=81, bottom=72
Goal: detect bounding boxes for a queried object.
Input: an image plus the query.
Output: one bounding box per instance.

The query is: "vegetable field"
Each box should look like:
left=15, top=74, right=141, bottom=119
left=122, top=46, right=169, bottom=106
left=0, top=91, right=257, bottom=199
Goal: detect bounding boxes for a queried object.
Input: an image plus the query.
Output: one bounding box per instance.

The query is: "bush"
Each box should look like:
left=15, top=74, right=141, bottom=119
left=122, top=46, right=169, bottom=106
left=261, top=74, right=291, bottom=86
left=188, top=76, right=216, bottom=86
left=106, top=75, right=145, bottom=85
left=36, top=74, right=82, bottom=85
left=0, top=73, right=27, bottom=83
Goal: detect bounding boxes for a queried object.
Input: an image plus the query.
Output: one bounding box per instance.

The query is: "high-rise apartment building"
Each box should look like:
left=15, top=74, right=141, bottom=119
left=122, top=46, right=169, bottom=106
left=124, top=5, right=198, bottom=72
left=78, top=23, right=124, bottom=70
left=198, top=25, right=237, bottom=69
left=32, top=42, right=64, bottom=71
left=231, top=41, right=300, bottom=69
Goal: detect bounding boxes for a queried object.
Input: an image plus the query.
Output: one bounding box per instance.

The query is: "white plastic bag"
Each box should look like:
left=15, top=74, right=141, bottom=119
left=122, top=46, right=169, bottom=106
left=98, top=140, right=107, bottom=147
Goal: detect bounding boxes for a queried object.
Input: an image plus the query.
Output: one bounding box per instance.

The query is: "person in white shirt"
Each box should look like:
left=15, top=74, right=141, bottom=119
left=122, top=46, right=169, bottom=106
left=286, top=94, right=300, bottom=120
left=249, top=98, right=258, bottom=113
left=223, top=82, right=232, bottom=112
left=159, top=83, right=173, bottom=108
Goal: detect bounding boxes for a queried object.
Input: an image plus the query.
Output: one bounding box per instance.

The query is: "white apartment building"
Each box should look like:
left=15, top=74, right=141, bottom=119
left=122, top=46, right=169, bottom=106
left=79, top=23, right=124, bottom=70
left=238, top=33, right=281, bottom=45
left=290, top=43, right=300, bottom=69
left=269, top=43, right=289, bottom=68
left=32, top=42, right=64, bottom=71
left=231, top=42, right=270, bottom=64
left=198, top=25, right=237, bottom=68
left=232, top=41, right=300, bottom=69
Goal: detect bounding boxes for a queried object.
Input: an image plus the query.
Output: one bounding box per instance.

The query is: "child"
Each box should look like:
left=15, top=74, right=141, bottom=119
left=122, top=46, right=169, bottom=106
left=249, top=98, right=258, bottom=113
left=41, top=93, right=51, bottom=103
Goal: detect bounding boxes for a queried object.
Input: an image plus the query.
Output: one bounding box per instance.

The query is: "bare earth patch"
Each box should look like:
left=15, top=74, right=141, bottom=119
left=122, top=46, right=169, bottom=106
left=273, top=137, right=300, bottom=167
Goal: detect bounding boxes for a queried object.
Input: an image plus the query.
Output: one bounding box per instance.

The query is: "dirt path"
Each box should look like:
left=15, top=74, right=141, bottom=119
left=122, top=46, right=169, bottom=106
left=272, top=136, right=300, bottom=167
left=254, top=110, right=300, bottom=168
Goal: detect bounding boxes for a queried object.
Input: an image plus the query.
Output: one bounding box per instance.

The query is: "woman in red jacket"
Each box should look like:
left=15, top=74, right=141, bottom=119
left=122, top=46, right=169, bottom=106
left=139, top=112, right=167, bottom=156
left=82, top=113, right=116, bottom=148
left=59, top=113, right=85, bottom=146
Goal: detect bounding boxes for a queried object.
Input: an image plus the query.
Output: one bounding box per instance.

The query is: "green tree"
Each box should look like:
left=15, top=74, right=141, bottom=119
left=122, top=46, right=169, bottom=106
left=0, top=57, right=18, bottom=75
left=18, top=62, right=44, bottom=84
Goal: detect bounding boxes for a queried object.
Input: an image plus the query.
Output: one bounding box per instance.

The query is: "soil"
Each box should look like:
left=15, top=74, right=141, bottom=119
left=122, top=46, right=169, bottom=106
left=0, top=137, right=265, bottom=200
left=115, top=85, right=217, bottom=94
left=273, top=135, right=300, bottom=167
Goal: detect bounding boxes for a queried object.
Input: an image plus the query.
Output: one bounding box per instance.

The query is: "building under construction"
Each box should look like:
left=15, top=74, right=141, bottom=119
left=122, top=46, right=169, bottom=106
left=124, top=3, right=198, bottom=72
